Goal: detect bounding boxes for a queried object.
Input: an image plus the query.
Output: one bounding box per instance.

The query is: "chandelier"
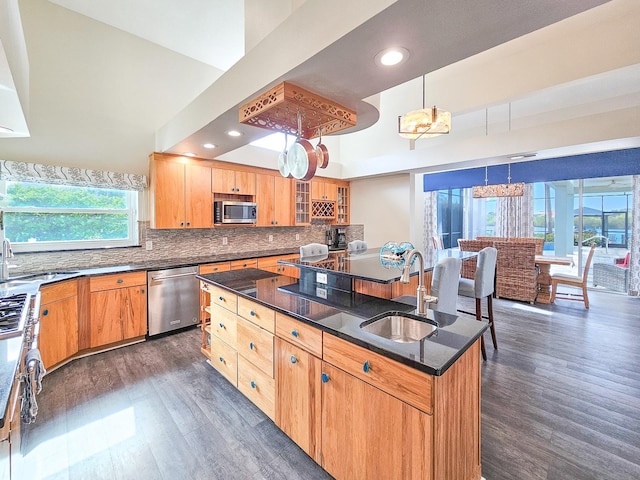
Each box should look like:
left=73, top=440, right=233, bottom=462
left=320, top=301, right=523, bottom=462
left=398, top=75, right=451, bottom=139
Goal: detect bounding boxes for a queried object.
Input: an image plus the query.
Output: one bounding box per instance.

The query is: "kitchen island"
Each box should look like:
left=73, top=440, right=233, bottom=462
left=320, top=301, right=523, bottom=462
left=198, top=267, right=487, bottom=480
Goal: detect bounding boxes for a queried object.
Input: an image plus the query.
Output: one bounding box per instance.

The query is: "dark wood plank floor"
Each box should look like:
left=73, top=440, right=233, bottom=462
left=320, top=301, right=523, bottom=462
left=21, top=290, right=640, bottom=480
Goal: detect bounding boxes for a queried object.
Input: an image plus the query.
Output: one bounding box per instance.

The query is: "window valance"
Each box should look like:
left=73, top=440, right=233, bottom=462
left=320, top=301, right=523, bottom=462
left=0, top=160, right=147, bottom=191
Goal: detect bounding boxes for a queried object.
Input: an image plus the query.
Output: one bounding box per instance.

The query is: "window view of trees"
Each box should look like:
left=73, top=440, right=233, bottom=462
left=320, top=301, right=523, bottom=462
left=1, top=181, right=135, bottom=248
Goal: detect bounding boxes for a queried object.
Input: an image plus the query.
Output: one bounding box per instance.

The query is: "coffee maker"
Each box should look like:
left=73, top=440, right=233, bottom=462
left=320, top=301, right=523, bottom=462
left=333, top=227, right=347, bottom=249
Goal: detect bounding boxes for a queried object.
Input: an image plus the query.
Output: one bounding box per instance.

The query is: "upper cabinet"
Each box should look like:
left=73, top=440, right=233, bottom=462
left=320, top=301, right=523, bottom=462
left=311, top=180, right=337, bottom=201
left=149, top=153, right=213, bottom=229
left=212, top=167, right=256, bottom=195
left=256, top=173, right=292, bottom=227
left=336, top=185, right=349, bottom=225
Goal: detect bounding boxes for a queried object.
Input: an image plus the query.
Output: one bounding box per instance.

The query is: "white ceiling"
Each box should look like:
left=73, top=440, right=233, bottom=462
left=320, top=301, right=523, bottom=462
left=0, top=0, right=638, bottom=180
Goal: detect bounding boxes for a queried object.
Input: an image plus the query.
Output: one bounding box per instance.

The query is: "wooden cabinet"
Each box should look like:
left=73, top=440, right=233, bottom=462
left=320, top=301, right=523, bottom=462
left=230, top=258, right=258, bottom=270
left=0, top=371, right=22, bottom=480
left=257, top=255, right=300, bottom=278
left=199, top=281, right=276, bottom=419
left=212, top=167, right=256, bottom=195
left=294, top=181, right=311, bottom=225
left=320, top=362, right=432, bottom=480
left=199, top=262, right=231, bottom=323
left=311, top=180, right=337, bottom=201
left=256, top=174, right=292, bottom=226
left=149, top=154, right=212, bottom=229
left=39, top=280, right=79, bottom=370
left=336, top=184, right=349, bottom=224
left=275, top=337, right=322, bottom=462
left=89, top=272, right=147, bottom=348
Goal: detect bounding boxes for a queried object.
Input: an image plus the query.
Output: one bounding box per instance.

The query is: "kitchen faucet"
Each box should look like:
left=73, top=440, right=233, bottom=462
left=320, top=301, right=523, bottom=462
left=400, top=248, right=427, bottom=316
left=1, top=239, right=14, bottom=281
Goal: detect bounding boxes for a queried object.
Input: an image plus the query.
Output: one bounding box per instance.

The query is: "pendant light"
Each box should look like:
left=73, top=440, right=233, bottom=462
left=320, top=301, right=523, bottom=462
left=398, top=75, right=451, bottom=139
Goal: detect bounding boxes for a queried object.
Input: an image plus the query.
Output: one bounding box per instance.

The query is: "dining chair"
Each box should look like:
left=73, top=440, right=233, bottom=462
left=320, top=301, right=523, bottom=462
left=550, top=244, right=597, bottom=309
left=431, top=235, right=444, bottom=250
left=347, top=240, right=368, bottom=254
left=429, top=257, right=462, bottom=316
left=458, top=247, right=497, bottom=361
left=299, top=243, right=329, bottom=258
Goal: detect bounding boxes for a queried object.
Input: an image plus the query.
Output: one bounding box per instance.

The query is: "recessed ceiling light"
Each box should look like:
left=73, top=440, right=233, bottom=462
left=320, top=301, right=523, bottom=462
left=203, top=143, right=216, bottom=149
left=227, top=130, right=242, bottom=137
left=184, top=152, right=196, bottom=157
left=375, top=47, right=409, bottom=67
left=509, top=153, right=536, bottom=160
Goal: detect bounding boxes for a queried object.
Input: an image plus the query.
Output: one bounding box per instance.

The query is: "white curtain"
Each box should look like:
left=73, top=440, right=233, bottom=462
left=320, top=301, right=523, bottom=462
left=494, top=183, right=534, bottom=237
left=423, top=191, right=438, bottom=251
left=629, top=175, right=640, bottom=296
left=0, top=160, right=147, bottom=190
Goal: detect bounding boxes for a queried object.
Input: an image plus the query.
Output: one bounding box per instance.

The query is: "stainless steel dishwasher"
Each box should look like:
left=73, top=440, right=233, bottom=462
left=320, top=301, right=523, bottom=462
left=147, top=266, right=200, bottom=336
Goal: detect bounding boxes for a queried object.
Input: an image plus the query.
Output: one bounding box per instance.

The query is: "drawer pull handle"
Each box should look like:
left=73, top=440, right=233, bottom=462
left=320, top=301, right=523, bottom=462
left=219, top=357, right=224, bottom=363
left=219, top=323, right=224, bottom=328
left=250, top=380, right=256, bottom=389
left=249, top=342, right=255, bottom=350
left=117, top=279, right=124, bottom=284
left=291, top=330, right=299, bottom=338
left=290, top=355, right=297, bottom=364
left=363, top=360, right=371, bottom=373
left=250, top=310, right=256, bottom=316
left=43, top=309, right=49, bottom=316
left=219, top=296, right=224, bottom=301
left=321, top=372, right=330, bottom=383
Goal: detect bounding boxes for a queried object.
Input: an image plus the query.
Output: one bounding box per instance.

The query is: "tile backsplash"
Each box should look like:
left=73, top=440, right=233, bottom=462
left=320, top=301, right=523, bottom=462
left=13, top=222, right=364, bottom=274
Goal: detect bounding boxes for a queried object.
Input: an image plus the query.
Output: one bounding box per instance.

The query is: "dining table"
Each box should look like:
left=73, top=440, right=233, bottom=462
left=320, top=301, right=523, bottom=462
left=535, top=254, right=574, bottom=303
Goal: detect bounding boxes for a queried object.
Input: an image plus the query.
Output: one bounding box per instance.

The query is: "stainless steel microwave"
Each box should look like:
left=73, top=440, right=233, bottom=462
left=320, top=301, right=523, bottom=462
left=214, top=201, right=257, bottom=224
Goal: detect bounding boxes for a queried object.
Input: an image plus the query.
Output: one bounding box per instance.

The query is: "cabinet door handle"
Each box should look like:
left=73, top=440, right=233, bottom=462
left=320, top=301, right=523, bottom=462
left=250, top=310, right=256, bottom=316
left=180, top=222, right=184, bottom=226
left=141, top=289, right=145, bottom=294
left=186, top=222, right=191, bottom=226
left=43, top=309, right=49, bottom=316
left=219, top=322, right=224, bottom=328
left=249, top=342, right=255, bottom=350
left=321, top=372, right=330, bottom=383
left=250, top=380, right=256, bottom=389
left=117, top=279, right=124, bottom=284
left=219, top=296, right=224, bottom=301
left=363, top=360, right=371, bottom=373
left=290, top=355, right=297, bottom=364
left=219, top=356, right=224, bottom=363
left=291, top=330, right=299, bottom=338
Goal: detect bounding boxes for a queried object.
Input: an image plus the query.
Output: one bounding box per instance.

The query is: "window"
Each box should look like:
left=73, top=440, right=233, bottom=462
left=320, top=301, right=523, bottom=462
left=437, top=188, right=464, bottom=248
left=0, top=181, right=138, bottom=252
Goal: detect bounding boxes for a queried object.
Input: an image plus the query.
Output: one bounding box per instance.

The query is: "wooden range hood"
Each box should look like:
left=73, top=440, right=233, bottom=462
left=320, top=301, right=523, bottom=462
left=238, top=81, right=357, bottom=139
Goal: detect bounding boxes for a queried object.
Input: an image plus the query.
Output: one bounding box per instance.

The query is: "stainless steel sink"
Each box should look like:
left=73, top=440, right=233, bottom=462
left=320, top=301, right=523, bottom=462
left=0, top=271, right=79, bottom=288
left=360, top=311, right=437, bottom=343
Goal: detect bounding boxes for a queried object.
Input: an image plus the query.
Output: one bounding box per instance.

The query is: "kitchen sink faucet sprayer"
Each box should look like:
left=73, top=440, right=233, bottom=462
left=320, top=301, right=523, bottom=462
left=400, top=249, right=427, bottom=316
left=1, top=239, right=14, bottom=281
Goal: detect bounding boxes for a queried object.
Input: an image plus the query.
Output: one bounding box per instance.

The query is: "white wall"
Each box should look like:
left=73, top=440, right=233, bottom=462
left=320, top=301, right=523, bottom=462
left=350, top=174, right=411, bottom=248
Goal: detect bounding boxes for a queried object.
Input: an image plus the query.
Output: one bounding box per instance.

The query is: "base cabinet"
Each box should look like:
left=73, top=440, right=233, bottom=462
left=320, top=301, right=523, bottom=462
left=275, top=337, right=322, bottom=463
left=39, top=280, right=79, bottom=370
left=89, top=272, right=147, bottom=348
left=321, top=362, right=432, bottom=480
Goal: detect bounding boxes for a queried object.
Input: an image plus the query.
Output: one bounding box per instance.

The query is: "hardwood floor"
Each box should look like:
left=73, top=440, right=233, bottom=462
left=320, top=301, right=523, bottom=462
left=22, top=290, right=640, bottom=480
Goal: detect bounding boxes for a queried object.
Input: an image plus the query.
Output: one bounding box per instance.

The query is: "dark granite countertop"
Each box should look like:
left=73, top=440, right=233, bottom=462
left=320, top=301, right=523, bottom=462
left=279, top=247, right=477, bottom=283
left=0, top=247, right=300, bottom=426
left=197, top=268, right=488, bottom=376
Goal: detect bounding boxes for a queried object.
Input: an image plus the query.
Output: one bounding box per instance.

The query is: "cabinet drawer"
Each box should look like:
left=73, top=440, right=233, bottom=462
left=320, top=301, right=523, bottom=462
left=90, top=271, right=146, bottom=292
left=40, top=279, right=77, bottom=304
left=230, top=258, right=258, bottom=270
left=209, top=335, right=238, bottom=387
left=275, top=312, right=322, bottom=357
left=207, top=304, right=237, bottom=348
left=238, top=356, right=275, bottom=420
left=238, top=297, right=275, bottom=332
left=323, top=334, right=433, bottom=414
left=237, top=318, right=274, bottom=377
left=199, top=262, right=231, bottom=274
left=203, top=283, right=237, bottom=313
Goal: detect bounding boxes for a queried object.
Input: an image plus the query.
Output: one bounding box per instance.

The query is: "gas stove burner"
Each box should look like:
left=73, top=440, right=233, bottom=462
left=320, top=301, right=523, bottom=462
left=0, top=292, right=30, bottom=339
